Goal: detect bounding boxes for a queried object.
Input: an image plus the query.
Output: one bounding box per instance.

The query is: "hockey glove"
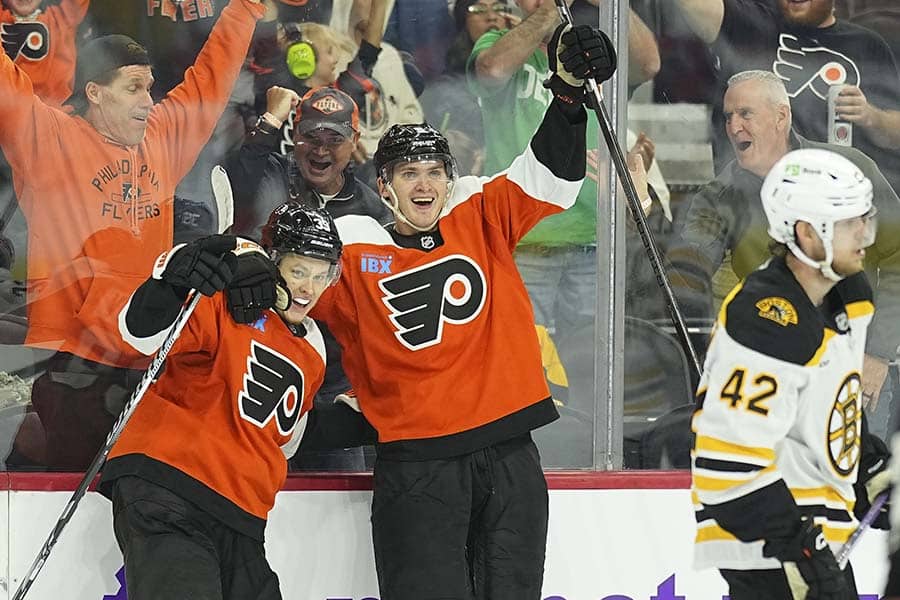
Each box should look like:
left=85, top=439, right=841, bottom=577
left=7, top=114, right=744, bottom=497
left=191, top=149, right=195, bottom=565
left=225, top=251, right=290, bottom=324
left=153, top=234, right=237, bottom=297
left=544, top=24, right=616, bottom=107
left=763, top=519, right=849, bottom=600
left=854, top=413, right=891, bottom=529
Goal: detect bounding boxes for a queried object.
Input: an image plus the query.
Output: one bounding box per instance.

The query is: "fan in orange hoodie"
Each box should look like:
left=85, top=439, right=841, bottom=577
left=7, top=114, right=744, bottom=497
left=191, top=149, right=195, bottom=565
left=0, top=0, right=267, bottom=469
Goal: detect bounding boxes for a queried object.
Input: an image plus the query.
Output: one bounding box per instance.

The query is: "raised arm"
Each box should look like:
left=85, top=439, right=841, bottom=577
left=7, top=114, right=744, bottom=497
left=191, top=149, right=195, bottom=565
left=627, top=9, right=661, bottom=86
left=56, top=0, right=91, bottom=26
left=0, top=49, right=60, bottom=174
left=674, top=0, right=724, bottom=45
left=473, top=0, right=568, bottom=89
left=150, top=0, right=265, bottom=184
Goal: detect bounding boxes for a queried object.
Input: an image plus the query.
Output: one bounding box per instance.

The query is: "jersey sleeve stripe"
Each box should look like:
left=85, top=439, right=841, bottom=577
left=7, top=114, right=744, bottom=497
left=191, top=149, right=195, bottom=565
left=695, top=522, right=739, bottom=542
left=694, top=457, right=766, bottom=472
left=693, top=463, right=777, bottom=493
left=505, top=144, right=582, bottom=211
left=845, top=299, right=874, bottom=319
left=805, top=329, right=837, bottom=366
left=790, top=486, right=855, bottom=510
left=118, top=295, right=169, bottom=356
left=695, top=519, right=852, bottom=545
left=717, top=281, right=746, bottom=326
left=695, top=435, right=776, bottom=462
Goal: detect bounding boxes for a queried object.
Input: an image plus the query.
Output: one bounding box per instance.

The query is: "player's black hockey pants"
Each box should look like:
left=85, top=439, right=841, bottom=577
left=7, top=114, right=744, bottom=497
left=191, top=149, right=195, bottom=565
left=371, top=432, right=549, bottom=600
left=110, top=476, right=282, bottom=600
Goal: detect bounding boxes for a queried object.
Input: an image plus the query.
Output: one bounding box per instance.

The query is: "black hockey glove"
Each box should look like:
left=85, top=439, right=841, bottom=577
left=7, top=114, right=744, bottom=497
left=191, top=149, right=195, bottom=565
left=544, top=24, right=617, bottom=107
left=763, top=519, right=849, bottom=600
left=854, top=412, right=891, bottom=529
left=225, top=251, right=287, bottom=324
left=154, top=234, right=237, bottom=297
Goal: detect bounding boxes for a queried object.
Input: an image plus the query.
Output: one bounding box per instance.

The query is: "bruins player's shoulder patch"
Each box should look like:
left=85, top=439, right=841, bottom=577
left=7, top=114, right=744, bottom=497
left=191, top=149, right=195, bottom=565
left=723, top=263, right=823, bottom=365
left=755, top=296, right=798, bottom=327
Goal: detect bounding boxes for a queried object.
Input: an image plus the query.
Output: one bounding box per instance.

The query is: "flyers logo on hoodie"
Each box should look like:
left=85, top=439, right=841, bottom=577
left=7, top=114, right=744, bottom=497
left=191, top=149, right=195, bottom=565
left=378, top=254, right=486, bottom=351
left=239, top=340, right=305, bottom=435
left=1, top=22, right=49, bottom=62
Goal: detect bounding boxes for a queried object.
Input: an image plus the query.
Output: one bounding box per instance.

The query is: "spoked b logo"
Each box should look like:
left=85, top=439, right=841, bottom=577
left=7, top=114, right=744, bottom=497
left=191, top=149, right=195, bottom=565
left=379, top=254, right=486, bottom=350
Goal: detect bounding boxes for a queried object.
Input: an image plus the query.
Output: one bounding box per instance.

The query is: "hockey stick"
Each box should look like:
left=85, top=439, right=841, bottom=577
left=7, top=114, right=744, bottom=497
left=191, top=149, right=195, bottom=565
left=835, top=491, right=888, bottom=569
left=553, top=0, right=701, bottom=377
left=11, top=292, right=201, bottom=600
left=211, top=165, right=234, bottom=234
left=12, top=175, right=237, bottom=600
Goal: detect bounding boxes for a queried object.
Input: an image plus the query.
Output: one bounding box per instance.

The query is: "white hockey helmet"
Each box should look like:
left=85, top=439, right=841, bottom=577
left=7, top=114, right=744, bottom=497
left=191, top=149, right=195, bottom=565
left=761, top=148, right=875, bottom=281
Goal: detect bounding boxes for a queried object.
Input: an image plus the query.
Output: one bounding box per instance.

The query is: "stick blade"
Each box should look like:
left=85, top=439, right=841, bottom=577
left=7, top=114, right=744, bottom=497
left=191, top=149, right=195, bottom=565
left=211, top=165, right=234, bottom=234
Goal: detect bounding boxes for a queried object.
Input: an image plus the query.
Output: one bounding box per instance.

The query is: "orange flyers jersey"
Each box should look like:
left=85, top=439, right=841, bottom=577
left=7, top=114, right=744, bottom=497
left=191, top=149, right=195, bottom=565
left=0, top=0, right=88, bottom=106
left=108, top=294, right=325, bottom=522
left=313, top=138, right=584, bottom=459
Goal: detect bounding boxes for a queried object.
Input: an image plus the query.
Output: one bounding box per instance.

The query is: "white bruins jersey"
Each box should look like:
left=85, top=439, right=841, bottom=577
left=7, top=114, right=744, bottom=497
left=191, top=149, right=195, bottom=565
left=692, top=256, right=873, bottom=571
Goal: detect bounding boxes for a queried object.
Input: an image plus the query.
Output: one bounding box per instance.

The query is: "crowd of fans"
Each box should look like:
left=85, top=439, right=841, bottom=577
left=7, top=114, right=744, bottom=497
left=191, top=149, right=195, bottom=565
left=0, top=0, right=899, bottom=472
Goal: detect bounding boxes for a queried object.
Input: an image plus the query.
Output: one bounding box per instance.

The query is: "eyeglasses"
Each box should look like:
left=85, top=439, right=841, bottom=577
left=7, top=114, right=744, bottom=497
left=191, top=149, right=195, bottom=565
left=467, top=2, right=513, bottom=15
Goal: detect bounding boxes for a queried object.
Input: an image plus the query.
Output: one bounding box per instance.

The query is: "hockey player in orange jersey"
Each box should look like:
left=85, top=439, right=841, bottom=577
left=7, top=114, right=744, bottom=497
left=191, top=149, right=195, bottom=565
left=98, top=205, right=373, bottom=600
left=310, top=22, right=617, bottom=600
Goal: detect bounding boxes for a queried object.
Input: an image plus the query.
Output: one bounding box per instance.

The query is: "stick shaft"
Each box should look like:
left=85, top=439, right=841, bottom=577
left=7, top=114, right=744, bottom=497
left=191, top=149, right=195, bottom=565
left=552, top=0, right=702, bottom=377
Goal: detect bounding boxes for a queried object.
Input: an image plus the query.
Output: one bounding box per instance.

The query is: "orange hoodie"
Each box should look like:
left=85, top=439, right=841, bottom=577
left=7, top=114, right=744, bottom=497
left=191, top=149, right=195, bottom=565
left=0, top=0, right=265, bottom=368
left=0, top=0, right=89, bottom=106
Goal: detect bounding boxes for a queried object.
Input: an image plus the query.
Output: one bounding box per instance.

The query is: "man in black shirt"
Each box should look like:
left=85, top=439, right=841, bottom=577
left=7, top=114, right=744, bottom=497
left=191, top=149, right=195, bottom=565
left=675, top=0, right=900, bottom=190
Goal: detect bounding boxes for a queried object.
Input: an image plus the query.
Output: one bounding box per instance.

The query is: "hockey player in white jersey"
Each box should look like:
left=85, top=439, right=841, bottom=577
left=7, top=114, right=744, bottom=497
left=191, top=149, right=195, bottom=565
left=691, top=147, right=887, bottom=599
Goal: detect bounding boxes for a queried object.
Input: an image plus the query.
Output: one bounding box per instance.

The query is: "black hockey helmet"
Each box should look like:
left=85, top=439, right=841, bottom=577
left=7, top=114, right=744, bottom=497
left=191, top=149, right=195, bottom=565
left=261, top=203, right=342, bottom=265
left=373, top=122, right=457, bottom=182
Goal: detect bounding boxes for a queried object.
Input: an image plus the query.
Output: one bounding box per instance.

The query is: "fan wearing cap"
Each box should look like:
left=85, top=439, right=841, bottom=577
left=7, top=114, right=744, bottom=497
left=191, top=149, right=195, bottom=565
left=247, top=0, right=389, bottom=157
left=98, top=206, right=373, bottom=599
left=691, top=148, right=888, bottom=600
left=0, top=0, right=265, bottom=470
left=0, top=0, right=88, bottom=106
left=232, top=86, right=388, bottom=237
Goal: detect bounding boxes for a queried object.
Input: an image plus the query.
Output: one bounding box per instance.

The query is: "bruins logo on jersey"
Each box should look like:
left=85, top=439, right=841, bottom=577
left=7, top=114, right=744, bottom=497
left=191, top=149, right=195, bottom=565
left=378, top=254, right=486, bottom=350
left=756, top=296, right=798, bottom=327
left=827, top=373, right=861, bottom=477
left=238, top=340, right=305, bottom=436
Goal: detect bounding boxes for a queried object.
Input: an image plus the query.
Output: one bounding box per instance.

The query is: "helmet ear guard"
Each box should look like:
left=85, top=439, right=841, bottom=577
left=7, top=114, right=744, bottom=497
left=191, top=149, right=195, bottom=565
left=761, top=148, right=875, bottom=281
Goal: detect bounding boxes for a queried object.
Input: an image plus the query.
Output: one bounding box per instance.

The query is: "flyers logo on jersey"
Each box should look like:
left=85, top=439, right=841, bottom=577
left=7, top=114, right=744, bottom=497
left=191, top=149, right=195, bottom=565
left=239, top=340, right=305, bottom=435
left=379, top=254, right=486, bottom=350
left=1, top=22, right=49, bottom=62
left=756, top=297, right=798, bottom=327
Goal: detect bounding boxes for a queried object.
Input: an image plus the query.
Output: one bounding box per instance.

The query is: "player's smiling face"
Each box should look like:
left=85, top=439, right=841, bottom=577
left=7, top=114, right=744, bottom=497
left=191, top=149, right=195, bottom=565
left=778, top=0, right=836, bottom=28
left=276, top=254, right=336, bottom=325
left=381, top=159, right=450, bottom=235
left=724, top=80, right=790, bottom=178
